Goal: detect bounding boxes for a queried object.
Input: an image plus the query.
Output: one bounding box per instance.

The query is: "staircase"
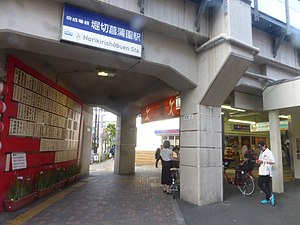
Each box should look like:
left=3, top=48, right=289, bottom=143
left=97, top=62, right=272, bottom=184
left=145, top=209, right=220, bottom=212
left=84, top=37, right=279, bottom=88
left=135, top=150, right=156, bottom=166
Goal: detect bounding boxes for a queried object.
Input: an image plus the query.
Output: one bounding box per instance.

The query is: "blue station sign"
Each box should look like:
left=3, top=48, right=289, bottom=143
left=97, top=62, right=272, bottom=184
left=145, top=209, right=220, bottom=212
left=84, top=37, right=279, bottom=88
left=61, top=4, right=142, bottom=57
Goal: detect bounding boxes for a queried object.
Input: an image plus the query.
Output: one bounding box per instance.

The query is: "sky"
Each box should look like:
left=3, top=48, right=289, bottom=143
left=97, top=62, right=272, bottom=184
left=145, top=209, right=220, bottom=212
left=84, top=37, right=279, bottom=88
left=251, top=0, right=300, bottom=29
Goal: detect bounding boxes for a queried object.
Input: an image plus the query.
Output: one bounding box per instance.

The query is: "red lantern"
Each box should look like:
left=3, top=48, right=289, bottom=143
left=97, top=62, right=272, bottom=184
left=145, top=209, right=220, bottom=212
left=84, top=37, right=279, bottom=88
left=0, top=81, right=8, bottom=95
left=0, top=122, right=4, bottom=132
left=0, top=100, right=6, bottom=113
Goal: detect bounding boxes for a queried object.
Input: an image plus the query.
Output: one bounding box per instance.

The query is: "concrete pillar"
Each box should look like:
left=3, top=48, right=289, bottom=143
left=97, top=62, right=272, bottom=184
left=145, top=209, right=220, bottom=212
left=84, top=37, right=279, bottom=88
left=180, top=90, right=223, bottom=205
left=78, top=105, right=93, bottom=175
left=268, top=110, right=284, bottom=193
left=290, top=113, right=300, bottom=179
left=114, top=109, right=137, bottom=175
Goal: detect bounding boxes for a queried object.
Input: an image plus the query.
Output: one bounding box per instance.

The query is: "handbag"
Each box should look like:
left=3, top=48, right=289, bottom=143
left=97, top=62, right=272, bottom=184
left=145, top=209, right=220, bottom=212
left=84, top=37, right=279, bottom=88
left=259, top=161, right=269, bottom=175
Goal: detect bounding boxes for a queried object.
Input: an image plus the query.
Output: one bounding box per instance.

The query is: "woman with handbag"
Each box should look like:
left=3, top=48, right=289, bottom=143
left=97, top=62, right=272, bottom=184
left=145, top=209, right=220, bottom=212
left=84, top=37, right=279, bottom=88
left=256, top=141, right=275, bottom=206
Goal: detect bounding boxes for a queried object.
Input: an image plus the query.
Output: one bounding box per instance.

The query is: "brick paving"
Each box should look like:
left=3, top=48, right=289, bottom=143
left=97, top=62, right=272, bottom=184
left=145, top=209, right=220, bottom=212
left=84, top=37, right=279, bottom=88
left=1, top=160, right=299, bottom=225
left=1, top=160, right=185, bottom=225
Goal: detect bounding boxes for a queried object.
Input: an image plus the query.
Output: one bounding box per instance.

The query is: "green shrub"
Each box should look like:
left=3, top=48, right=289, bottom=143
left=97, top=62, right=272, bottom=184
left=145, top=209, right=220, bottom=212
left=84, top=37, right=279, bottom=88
left=7, top=175, right=33, bottom=201
left=35, top=170, right=55, bottom=190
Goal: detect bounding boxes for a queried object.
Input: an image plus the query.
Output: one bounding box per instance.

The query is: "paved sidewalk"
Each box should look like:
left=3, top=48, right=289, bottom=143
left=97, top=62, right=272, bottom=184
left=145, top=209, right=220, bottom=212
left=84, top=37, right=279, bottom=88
left=1, top=159, right=300, bottom=225
left=178, top=175, right=300, bottom=225
left=1, top=160, right=185, bottom=225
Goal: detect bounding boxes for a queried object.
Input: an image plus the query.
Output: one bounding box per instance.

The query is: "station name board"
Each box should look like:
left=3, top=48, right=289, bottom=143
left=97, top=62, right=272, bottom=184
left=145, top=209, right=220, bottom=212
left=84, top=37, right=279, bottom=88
left=61, top=4, right=142, bottom=57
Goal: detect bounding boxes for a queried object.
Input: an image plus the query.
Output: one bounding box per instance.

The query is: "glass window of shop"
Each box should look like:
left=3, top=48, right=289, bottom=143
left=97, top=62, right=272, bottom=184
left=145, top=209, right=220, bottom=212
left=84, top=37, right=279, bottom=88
left=224, top=135, right=267, bottom=166
left=161, top=135, right=180, bottom=147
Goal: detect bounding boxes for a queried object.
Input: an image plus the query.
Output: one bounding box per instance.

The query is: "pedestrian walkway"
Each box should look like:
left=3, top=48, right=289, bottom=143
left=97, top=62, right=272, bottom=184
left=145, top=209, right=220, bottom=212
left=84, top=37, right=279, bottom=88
left=1, top=159, right=300, bottom=225
left=177, top=173, right=300, bottom=225
left=0, top=160, right=185, bottom=225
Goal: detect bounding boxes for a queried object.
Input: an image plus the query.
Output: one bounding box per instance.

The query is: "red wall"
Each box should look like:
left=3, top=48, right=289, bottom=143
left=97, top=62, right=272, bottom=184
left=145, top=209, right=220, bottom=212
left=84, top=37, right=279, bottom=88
left=0, top=56, right=82, bottom=211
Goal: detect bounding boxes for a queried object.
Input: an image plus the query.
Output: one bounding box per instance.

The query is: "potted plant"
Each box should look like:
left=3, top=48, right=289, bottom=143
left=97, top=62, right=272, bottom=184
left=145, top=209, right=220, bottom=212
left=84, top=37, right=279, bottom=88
left=66, top=164, right=80, bottom=185
left=55, top=167, right=67, bottom=190
left=74, top=164, right=82, bottom=181
left=36, top=170, right=56, bottom=199
left=3, top=175, right=36, bottom=212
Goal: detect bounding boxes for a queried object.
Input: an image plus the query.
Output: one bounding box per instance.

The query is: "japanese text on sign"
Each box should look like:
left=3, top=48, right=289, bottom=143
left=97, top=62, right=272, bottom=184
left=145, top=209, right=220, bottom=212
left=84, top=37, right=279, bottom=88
left=61, top=4, right=142, bottom=57
left=11, top=152, right=27, bottom=170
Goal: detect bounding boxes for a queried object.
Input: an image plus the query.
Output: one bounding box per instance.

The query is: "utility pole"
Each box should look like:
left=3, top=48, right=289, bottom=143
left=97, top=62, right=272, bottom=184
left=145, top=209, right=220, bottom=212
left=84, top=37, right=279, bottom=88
left=96, top=107, right=100, bottom=154
left=93, top=107, right=98, bottom=154
left=100, top=111, right=105, bottom=161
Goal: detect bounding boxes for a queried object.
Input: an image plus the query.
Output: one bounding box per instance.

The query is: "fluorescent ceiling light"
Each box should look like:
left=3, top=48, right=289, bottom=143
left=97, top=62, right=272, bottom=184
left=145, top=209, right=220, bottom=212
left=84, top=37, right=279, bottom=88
left=97, top=69, right=115, bottom=77
left=221, top=105, right=245, bottom=112
left=279, top=115, right=289, bottom=119
left=228, top=119, right=256, bottom=125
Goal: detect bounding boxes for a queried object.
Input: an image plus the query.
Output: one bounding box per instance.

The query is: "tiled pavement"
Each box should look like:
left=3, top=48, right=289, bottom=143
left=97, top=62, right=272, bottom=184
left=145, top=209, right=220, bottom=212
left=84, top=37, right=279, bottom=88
left=1, top=160, right=300, bottom=225
left=0, top=160, right=185, bottom=225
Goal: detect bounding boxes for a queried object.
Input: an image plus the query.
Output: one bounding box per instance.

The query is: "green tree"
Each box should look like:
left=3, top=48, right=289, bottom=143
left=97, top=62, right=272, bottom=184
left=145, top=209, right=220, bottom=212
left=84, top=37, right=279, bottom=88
left=104, top=123, right=116, bottom=150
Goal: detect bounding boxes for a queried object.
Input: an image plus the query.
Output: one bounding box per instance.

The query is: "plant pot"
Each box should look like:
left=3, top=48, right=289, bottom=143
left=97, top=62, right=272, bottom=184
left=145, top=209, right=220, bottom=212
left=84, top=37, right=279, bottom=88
left=55, top=179, right=67, bottom=190
left=75, top=173, right=82, bottom=181
left=3, top=192, right=37, bottom=212
left=66, top=175, right=76, bottom=185
left=37, top=184, right=55, bottom=199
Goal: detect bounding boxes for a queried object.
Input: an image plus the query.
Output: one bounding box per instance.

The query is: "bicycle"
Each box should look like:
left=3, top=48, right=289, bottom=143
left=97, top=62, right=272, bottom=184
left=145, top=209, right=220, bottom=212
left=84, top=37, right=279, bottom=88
left=169, top=167, right=180, bottom=199
left=223, top=158, right=255, bottom=196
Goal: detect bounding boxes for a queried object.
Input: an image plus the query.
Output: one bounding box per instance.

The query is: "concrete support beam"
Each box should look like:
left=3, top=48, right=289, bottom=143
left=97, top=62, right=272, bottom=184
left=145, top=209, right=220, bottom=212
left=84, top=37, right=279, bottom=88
left=180, top=90, right=223, bottom=205
left=268, top=110, right=284, bottom=193
left=290, top=113, right=300, bottom=179
left=200, top=52, right=253, bottom=106
left=196, top=0, right=256, bottom=107
left=114, top=109, right=137, bottom=175
left=78, top=105, right=94, bottom=175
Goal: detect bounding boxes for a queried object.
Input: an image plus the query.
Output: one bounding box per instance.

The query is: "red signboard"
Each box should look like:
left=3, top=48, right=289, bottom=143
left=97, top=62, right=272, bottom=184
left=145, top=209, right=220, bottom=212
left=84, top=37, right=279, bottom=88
left=141, top=96, right=180, bottom=123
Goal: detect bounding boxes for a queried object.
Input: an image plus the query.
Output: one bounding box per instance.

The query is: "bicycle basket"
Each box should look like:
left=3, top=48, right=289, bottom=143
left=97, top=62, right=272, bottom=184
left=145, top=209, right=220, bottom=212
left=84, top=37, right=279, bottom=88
left=236, top=169, right=247, bottom=181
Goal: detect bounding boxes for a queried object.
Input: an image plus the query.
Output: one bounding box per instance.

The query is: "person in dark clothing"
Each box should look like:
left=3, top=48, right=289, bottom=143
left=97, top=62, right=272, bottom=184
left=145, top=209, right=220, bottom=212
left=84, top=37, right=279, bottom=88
left=155, top=148, right=161, bottom=168
left=172, top=146, right=180, bottom=168
left=110, top=145, right=115, bottom=159
left=241, top=149, right=255, bottom=171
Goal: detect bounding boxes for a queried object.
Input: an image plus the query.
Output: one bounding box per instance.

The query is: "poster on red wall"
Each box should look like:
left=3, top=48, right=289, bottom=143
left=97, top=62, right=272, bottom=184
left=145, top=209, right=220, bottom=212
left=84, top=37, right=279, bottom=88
left=11, top=152, right=27, bottom=170
left=0, top=56, right=83, bottom=212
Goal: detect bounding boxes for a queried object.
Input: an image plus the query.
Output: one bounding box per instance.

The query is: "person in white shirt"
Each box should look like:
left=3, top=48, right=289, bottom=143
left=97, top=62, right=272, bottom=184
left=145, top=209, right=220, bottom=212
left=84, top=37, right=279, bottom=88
left=256, top=141, right=275, bottom=206
left=160, top=140, right=174, bottom=193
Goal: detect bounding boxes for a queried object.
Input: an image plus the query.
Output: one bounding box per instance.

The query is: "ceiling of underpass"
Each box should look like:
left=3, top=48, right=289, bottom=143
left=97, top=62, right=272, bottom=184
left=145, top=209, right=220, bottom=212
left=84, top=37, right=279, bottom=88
left=0, top=33, right=198, bottom=114
left=0, top=0, right=209, bottom=114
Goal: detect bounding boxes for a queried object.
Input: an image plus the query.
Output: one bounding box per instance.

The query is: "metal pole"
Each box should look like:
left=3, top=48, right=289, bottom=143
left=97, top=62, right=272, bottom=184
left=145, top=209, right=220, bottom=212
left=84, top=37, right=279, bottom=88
left=94, top=108, right=98, bottom=154
left=285, top=0, right=291, bottom=35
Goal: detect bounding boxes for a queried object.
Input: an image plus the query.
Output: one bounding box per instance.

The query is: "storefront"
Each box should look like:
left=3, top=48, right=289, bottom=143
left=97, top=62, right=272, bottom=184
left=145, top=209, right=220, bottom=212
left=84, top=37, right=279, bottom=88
left=155, top=129, right=180, bottom=147
left=224, top=118, right=290, bottom=166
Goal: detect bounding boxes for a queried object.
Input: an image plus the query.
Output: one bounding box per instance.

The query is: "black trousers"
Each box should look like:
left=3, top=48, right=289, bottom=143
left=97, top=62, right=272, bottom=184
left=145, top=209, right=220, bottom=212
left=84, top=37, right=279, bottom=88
left=161, top=160, right=172, bottom=185
left=258, top=175, right=272, bottom=200
left=155, top=158, right=160, bottom=167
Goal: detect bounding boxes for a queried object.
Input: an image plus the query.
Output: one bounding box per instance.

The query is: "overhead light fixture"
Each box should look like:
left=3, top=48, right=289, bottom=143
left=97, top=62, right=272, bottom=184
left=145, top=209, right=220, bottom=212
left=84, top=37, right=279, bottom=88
left=97, top=69, right=116, bottom=77
left=279, top=115, right=289, bottom=119
left=228, top=119, right=256, bottom=125
left=221, top=105, right=245, bottom=112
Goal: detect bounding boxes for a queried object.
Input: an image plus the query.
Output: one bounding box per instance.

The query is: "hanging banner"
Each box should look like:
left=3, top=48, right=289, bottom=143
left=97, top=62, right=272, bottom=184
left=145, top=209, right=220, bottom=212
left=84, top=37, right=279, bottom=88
left=61, top=4, right=142, bottom=57
left=11, top=152, right=27, bottom=170
left=141, top=96, right=180, bottom=123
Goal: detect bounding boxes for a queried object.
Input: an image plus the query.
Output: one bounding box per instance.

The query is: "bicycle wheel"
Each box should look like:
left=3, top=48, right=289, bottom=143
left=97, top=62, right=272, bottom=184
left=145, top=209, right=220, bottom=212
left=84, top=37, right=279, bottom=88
left=237, top=175, right=255, bottom=196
